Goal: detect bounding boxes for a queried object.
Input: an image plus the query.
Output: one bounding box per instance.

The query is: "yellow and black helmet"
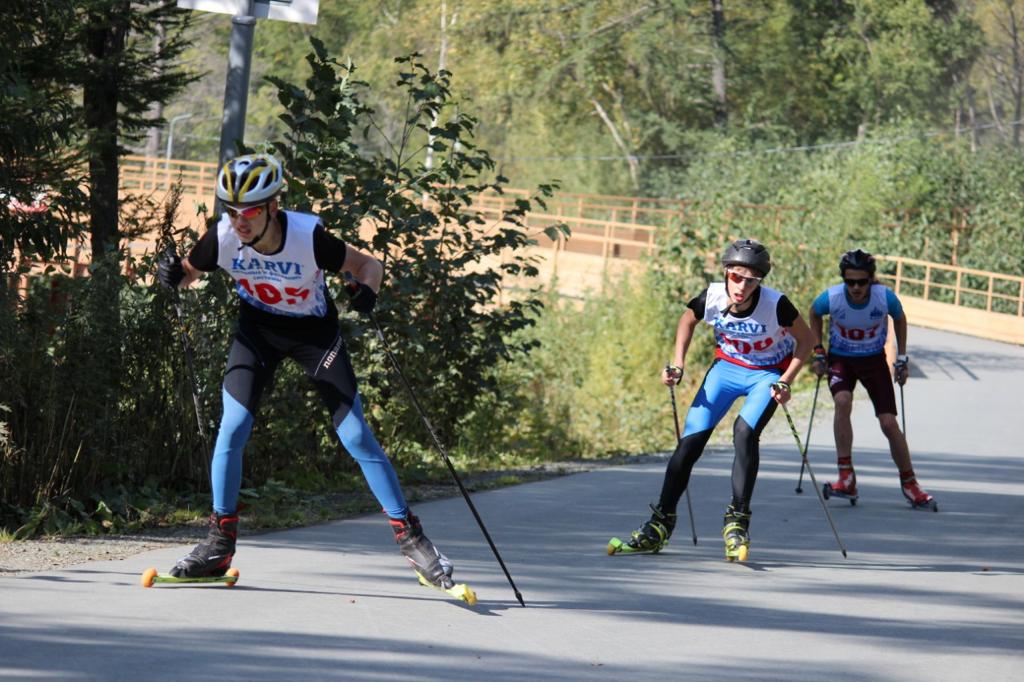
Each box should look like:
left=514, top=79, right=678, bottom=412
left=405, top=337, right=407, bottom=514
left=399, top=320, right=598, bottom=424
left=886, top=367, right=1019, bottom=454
left=216, top=153, right=285, bottom=204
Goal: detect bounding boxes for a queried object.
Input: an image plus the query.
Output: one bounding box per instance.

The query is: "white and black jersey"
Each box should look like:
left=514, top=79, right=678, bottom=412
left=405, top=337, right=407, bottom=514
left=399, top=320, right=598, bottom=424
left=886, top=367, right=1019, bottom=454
left=188, top=210, right=348, bottom=329
left=688, top=284, right=799, bottom=370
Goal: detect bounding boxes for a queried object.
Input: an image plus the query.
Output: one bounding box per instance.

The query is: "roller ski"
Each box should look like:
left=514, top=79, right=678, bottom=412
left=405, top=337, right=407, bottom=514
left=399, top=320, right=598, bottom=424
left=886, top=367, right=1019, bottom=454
left=823, top=458, right=858, bottom=506
left=141, top=566, right=239, bottom=587
left=142, top=512, right=240, bottom=587
left=391, top=514, right=477, bottom=605
left=722, top=505, right=751, bottom=562
left=607, top=505, right=675, bottom=555
left=901, top=474, right=938, bottom=512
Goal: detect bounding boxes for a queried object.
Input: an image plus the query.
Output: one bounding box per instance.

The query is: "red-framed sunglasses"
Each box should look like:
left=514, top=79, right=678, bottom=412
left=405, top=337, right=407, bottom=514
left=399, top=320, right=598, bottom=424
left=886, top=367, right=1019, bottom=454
left=726, top=269, right=762, bottom=286
left=224, top=204, right=266, bottom=220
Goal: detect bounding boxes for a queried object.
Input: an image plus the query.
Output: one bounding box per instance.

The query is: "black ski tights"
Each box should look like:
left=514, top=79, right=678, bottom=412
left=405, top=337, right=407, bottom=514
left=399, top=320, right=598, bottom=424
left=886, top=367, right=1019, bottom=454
left=657, top=429, right=713, bottom=515
left=657, top=409, right=776, bottom=515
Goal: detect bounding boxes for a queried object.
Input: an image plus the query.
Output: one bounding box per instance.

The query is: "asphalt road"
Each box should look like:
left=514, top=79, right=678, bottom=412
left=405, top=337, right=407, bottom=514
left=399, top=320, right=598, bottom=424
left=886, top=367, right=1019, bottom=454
left=2, top=326, right=1021, bottom=681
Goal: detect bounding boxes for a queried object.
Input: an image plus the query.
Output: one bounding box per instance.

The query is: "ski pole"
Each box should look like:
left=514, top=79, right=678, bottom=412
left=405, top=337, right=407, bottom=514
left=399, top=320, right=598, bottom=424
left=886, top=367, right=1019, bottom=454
left=795, top=376, right=822, bottom=494
left=775, top=384, right=847, bottom=559
left=894, top=356, right=908, bottom=435
left=899, top=382, right=906, bottom=436
left=161, top=245, right=211, bottom=486
left=352, top=287, right=525, bottom=607
left=666, top=368, right=697, bottom=545
left=170, top=289, right=208, bottom=446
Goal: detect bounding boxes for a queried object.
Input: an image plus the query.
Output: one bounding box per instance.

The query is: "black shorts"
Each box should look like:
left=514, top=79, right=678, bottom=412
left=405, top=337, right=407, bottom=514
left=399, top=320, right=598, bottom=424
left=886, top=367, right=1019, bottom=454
left=827, top=352, right=897, bottom=417
left=224, top=317, right=358, bottom=428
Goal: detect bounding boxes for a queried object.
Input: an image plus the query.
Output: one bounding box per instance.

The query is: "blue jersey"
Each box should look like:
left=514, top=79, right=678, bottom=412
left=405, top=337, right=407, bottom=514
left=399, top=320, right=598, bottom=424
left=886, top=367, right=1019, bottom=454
left=812, top=283, right=903, bottom=357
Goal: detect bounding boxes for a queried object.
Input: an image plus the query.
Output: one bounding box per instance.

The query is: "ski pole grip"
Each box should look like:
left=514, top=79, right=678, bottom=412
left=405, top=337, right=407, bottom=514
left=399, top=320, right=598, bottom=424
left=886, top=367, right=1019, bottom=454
left=665, top=364, right=683, bottom=384
left=342, top=272, right=360, bottom=296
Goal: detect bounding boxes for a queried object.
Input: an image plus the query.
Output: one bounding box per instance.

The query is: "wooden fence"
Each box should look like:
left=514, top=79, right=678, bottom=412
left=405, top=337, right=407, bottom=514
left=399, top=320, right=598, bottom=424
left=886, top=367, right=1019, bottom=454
left=12, top=156, right=1023, bottom=344
left=120, top=156, right=810, bottom=236
left=474, top=188, right=808, bottom=235
left=875, top=255, right=1024, bottom=344
left=121, top=155, right=219, bottom=201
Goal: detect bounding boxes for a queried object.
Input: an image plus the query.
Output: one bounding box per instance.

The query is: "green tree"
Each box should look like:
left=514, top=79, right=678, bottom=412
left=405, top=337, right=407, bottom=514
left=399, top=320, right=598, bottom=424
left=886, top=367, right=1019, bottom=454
left=2, top=1, right=201, bottom=532
left=75, top=0, right=198, bottom=261
left=264, top=39, right=567, bottom=453
left=162, top=1, right=999, bottom=193
left=0, top=1, right=89, bottom=276
left=974, top=0, right=1024, bottom=147
left=819, top=1, right=982, bottom=135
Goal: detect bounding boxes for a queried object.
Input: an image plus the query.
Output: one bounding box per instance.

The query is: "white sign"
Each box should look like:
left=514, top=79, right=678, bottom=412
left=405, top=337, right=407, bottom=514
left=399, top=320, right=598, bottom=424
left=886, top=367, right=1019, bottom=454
left=177, top=0, right=319, bottom=25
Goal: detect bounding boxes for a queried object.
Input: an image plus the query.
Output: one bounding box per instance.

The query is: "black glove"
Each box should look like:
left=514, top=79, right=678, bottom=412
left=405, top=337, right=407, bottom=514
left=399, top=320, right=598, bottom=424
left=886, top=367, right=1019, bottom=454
left=157, top=247, right=184, bottom=290
left=894, top=356, right=909, bottom=386
left=345, top=280, right=378, bottom=315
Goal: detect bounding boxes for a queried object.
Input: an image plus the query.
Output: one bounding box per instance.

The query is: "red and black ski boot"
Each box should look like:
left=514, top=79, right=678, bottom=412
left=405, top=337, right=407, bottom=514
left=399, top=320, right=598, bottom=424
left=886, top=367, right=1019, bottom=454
left=390, top=513, right=455, bottom=589
left=170, top=512, right=238, bottom=578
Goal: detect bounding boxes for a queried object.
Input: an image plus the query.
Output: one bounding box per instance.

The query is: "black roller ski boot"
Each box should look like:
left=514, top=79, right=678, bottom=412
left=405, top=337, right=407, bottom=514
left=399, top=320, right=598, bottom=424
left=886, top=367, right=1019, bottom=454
left=390, top=513, right=476, bottom=604
left=607, top=504, right=676, bottom=555
left=169, top=512, right=238, bottom=578
left=391, top=513, right=453, bottom=587
left=722, top=505, right=751, bottom=562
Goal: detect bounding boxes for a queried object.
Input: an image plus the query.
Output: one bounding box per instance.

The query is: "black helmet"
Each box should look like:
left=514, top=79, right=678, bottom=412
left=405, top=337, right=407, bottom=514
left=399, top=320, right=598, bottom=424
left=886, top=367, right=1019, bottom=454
left=839, top=249, right=876, bottom=276
left=722, top=239, right=771, bottom=277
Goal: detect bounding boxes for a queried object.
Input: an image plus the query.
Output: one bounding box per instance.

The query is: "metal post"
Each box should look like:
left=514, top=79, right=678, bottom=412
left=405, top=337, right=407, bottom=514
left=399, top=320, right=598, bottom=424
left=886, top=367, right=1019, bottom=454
left=165, top=113, right=194, bottom=188
left=217, top=1, right=257, bottom=169
left=165, top=113, right=195, bottom=163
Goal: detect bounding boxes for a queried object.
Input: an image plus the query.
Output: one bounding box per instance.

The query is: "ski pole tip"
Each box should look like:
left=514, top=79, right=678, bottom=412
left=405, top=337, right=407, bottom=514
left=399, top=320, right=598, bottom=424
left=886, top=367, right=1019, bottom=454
left=516, top=592, right=526, bottom=607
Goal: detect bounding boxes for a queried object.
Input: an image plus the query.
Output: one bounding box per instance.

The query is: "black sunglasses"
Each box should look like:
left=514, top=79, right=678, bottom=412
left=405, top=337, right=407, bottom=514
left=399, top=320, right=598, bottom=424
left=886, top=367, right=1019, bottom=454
left=844, top=278, right=870, bottom=287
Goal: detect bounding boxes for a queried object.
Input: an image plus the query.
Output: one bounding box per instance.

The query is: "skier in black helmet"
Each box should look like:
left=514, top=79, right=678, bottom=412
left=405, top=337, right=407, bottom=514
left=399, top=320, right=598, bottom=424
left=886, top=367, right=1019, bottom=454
left=808, top=248, right=936, bottom=510
left=609, top=239, right=814, bottom=561
left=155, top=153, right=461, bottom=590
